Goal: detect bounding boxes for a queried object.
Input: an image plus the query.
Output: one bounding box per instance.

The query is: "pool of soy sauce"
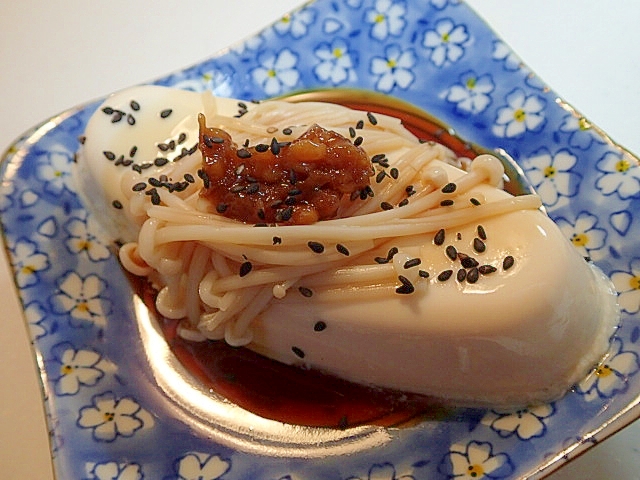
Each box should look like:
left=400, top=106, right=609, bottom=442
left=140, top=90, right=522, bottom=429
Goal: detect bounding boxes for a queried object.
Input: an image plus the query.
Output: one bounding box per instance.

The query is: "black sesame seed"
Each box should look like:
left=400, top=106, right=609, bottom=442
left=111, top=111, right=124, bottom=123
left=479, top=265, right=497, bottom=275
left=239, top=261, right=253, bottom=277
left=375, top=170, right=387, bottom=183
left=477, top=225, right=487, bottom=240
left=127, top=114, right=136, bottom=125
left=255, top=143, right=269, bottom=152
left=78, top=135, right=86, bottom=145
left=470, top=197, right=481, bottom=206
left=216, top=203, right=228, bottom=213
left=405, top=185, right=416, bottom=196
left=288, top=188, right=302, bottom=196
left=438, top=270, right=453, bottom=282
left=387, top=247, right=399, bottom=260
left=132, top=182, right=147, bottom=192
left=114, top=155, right=125, bottom=166
left=356, top=119, right=364, bottom=129
left=374, top=256, right=389, bottom=264
left=460, top=255, right=479, bottom=269
left=112, top=200, right=123, bottom=209
left=456, top=232, right=462, bottom=240
left=178, top=132, right=187, bottom=144
left=398, top=199, right=409, bottom=207
left=280, top=206, right=294, bottom=222
left=473, top=238, right=486, bottom=253
left=440, top=199, right=454, bottom=207
left=419, top=270, right=430, bottom=278
left=291, top=346, right=305, bottom=358
left=354, top=136, right=364, bottom=146
left=467, top=267, right=479, bottom=283
left=272, top=236, right=282, bottom=245
left=380, top=201, right=394, bottom=211
left=270, top=137, right=281, bottom=155
left=282, top=127, right=293, bottom=135
left=298, top=287, right=313, bottom=298
left=404, top=258, right=421, bottom=269
left=367, top=112, right=378, bottom=125
left=441, top=182, right=457, bottom=194
left=184, top=173, right=195, bottom=183
left=149, top=189, right=160, bottom=205
left=148, top=177, right=162, bottom=187
left=434, top=228, right=445, bottom=246
left=445, top=245, right=457, bottom=260
left=230, top=184, right=245, bottom=193
left=349, top=127, right=356, bottom=138
left=130, top=100, right=140, bottom=111
left=160, top=108, right=172, bottom=118
left=396, top=275, right=415, bottom=294
left=503, top=255, right=515, bottom=270
left=371, top=153, right=386, bottom=163
left=389, top=168, right=399, bottom=179
left=211, top=136, right=225, bottom=144
left=243, top=138, right=250, bottom=148
left=457, top=269, right=467, bottom=282
left=103, top=151, right=116, bottom=161
left=364, top=185, right=374, bottom=198
left=308, top=241, right=325, bottom=254
left=237, top=149, right=251, bottom=159
left=336, top=244, right=350, bottom=256
left=245, top=183, right=260, bottom=194
left=158, top=143, right=170, bottom=152
left=102, top=106, right=114, bottom=115
left=314, top=321, right=327, bottom=332
left=129, top=146, right=138, bottom=157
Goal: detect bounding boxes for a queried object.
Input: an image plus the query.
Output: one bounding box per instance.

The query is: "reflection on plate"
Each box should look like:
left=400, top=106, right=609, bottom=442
left=1, top=0, right=640, bottom=478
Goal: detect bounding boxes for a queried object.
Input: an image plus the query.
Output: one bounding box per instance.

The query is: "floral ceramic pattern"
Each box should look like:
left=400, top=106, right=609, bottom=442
left=1, top=0, right=639, bottom=479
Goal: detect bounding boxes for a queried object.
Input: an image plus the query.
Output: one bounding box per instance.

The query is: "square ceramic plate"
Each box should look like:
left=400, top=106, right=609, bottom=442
left=2, top=0, right=640, bottom=478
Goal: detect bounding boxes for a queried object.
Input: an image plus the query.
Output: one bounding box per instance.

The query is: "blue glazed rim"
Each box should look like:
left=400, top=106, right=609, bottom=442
left=1, top=1, right=640, bottom=478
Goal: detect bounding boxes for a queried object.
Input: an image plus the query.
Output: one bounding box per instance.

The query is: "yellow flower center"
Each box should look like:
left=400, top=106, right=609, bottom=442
left=615, top=159, right=631, bottom=173
left=267, top=69, right=277, bottom=78
left=21, top=265, right=35, bottom=274
left=333, top=48, right=343, bottom=58
left=54, top=170, right=63, bottom=177
left=513, top=109, right=526, bottom=122
left=466, top=77, right=477, bottom=89
left=103, top=412, right=115, bottom=422
left=595, top=364, right=613, bottom=377
left=387, top=58, right=397, bottom=68
left=543, top=166, right=556, bottom=178
left=281, top=14, right=291, bottom=24
left=578, top=117, right=591, bottom=131
left=202, top=72, right=213, bottom=82
left=571, top=233, right=589, bottom=247
left=467, top=464, right=485, bottom=478
left=630, top=276, right=640, bottom=290
left=77, top=240, right=90, bottom=251
left=441, top=32, right=450, bottom=43
left=375, top=13, right=385, bottom=23
left=60, top=364, right=73, bottom=375
left=76, top=302, right=90, bottom=313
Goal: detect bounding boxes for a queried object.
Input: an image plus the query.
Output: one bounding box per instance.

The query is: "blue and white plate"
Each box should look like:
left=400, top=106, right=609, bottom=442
left=2, top=1, right=640, bottom=478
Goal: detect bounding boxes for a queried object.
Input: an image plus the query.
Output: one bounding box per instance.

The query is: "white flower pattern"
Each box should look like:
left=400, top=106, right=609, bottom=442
left=64, top=214, right=111, bottom=262
left=174, top=452, right=231, bottom=480
left=444, top=70, right=495, bottom=115
left=364, top=0, right=406, bottom=41
left=559, top=114, right=605, bottom=150
left=9, top=238, right=50, bottom=288
left=51, top=344, right=105, bottom=395
left=482, top=404, right=555, bottom=441
left=85, top=461, right=143, bottom=480
left=492, top=88, right=546, bottom=138
left=313, top=38, right=357, bottom=85
left=595, top=151, right=640, bottom=199
left=274, top=8, right=315, bottom=39
left=611, top=258, right=640, bottom=314
left=35, top=146, right=75, bottom=195
left=50, top=271, right=111, bottom=327
left=577, top=338, right=640, bottom=401
left=370, top=44, right=415, bottom=92
left=251, top=49, right=300, bottom=96
left=522, top=148, right=581, bottom=207
left=439, top=440, right=514, bottom=478
left=25, top=301, right=47, bottom=340
left=77, top=392, right=152, bottom=441
left=422, top=18, right=469, bottom=67
left=555, top=211, right=607, bottom=260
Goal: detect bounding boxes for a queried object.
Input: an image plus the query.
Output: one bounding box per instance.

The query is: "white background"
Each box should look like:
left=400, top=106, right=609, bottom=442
left=1, top=1, right=639, bottom=478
